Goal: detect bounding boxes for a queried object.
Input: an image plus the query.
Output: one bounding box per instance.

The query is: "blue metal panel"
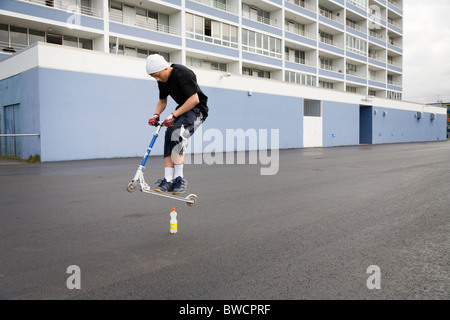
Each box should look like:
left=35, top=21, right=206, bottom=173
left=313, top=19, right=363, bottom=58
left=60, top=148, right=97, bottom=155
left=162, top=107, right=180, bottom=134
left=285, top=61, right=316, bottom=74
left=387, top=84, right=402, bottom=91
left=242, top=51, right=283, bottom=67
left=284, top=1, right=317, bottom=19
left=186, top=39, right=239, bottom=58
left=369, top=36, right=386, bottom=47
left=0, top=0, right=103, bottom=30
left=319, top=15, right=345, bottom=31
left=346, top=75, right=367, bottom=84
left=319, top=69, right=345, bottom=80
left=388, top=44, right=402, bottom=54
left=388, top=23, right=402, bottom=35
left=368, top=58, right=386, bottom=68
left=284, top=31, right=317, bottom=47
left=163, top=0, right=182, bottom=6
left=346, top=3, right=367, bottom=17
left=346, top=26, right=368, bottom=39
left=387, top=64, right=402, bottom=73
left=110, top=23, right=182, bottom=46
left=387, top=2, right=403, bottom=16
left=319, top=42, right=345, bottom=55
left=346, top=51, right=368, bottom=62
left=185, top=1, right=239, bottom=23
left=242, top=18, right=283, bottom=37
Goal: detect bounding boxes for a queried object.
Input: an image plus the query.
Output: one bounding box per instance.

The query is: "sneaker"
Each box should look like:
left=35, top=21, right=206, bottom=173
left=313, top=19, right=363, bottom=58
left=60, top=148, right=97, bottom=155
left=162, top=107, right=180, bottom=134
left=172, top=176, right=187, bottom=195
left=154, top=178, right=173, bottom=193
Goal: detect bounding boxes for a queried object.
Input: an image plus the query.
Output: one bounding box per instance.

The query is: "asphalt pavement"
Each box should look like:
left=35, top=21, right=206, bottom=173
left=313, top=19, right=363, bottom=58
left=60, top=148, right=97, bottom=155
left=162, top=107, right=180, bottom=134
left=0, top=141, right=449, bottom=300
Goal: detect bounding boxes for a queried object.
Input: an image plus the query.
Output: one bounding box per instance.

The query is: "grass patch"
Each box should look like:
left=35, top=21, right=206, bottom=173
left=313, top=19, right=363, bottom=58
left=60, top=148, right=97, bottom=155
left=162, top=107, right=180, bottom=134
left=0, top=154, right=41, bottom=163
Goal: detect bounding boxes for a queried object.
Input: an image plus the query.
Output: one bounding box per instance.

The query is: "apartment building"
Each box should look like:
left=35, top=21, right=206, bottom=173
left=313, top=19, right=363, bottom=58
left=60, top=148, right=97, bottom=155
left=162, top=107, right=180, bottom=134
left=0, top=0, right=404, bottom=99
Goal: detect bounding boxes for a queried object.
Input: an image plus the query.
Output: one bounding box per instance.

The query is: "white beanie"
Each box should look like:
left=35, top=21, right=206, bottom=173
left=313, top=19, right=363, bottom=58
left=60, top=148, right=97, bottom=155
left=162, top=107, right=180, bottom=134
left=146, top=54, right=169, bottom=74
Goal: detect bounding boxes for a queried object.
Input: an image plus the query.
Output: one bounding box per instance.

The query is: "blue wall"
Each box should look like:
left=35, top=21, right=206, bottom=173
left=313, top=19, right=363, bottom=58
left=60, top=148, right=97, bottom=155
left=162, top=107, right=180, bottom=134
left=322, top=101, right=360, bottom=147
left=36, top=68, right=302, bottom=161
left=371, top=107, right=446, bottom=144
left=1, top=66, right=447, bottom=161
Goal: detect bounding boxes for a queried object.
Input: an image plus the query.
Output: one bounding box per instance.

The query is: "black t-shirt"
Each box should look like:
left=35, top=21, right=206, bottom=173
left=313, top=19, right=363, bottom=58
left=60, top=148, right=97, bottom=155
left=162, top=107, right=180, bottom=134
left=158, top=64, right=208, bottom=118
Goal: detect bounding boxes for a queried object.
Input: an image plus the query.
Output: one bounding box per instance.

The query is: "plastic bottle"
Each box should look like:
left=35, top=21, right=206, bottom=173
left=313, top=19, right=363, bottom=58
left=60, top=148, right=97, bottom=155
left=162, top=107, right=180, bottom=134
left=170, top=208, right=177, bottom=234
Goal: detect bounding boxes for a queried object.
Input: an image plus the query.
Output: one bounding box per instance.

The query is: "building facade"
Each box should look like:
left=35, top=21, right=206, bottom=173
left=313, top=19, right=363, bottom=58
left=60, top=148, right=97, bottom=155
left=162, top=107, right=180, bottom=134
left=0, top=0, right=447, bottom=162
left=1, top=0, right=404, bottom=98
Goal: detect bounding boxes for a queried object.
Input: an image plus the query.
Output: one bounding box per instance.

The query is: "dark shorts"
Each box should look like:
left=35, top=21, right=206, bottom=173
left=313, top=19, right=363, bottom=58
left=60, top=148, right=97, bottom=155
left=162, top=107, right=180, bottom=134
left=164, top=108, right=205, bottom=158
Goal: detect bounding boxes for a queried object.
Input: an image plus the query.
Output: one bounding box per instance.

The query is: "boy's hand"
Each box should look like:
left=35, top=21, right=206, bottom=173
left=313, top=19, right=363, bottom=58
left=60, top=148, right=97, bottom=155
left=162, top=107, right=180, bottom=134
left=163, top=113, right=177, bottom=127
left=148, top=114, right=160, bottom=126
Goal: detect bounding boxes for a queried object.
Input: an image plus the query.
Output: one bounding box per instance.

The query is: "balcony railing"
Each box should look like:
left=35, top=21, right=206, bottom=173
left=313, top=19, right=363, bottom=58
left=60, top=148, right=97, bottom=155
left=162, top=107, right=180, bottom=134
left=319, top=9, right=344, bottom=24
left=109, top=11, right=180, bottom=36
left=0, top=40, right=28, bottom=53
left=242, top=13, right=281, bottom=29
left=369, top=30, right=384, bottom=41
left=285, top=0, right=317, bottom=13
left=347, top=0, right=367, bottom=10
left=320, top=37, right=344, bottom=49
left=346, top=69, right=366, bottom=78
left=320, top=63, right=342, bottom=73
left=190, top=0, right=238, bottom=15
left=285, top=54, right=315, bottom=67
left=346, top=20, right=367, bottom=34
left=369, top=53, right=385, bottom=62
left=285, top=27, right=316, bottom=40
left=16, top=0, right=102, bottom=18
left=388, top=0, right=402, bottom=10
left=370, top=75, right=386, bottom=83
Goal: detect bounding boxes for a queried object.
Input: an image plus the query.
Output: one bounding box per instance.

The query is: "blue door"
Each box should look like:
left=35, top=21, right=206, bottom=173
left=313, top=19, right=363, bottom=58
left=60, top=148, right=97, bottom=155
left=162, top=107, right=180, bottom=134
left=359, top=105, right=373, bottom=144
left=3, top=104, right=21, bottom=157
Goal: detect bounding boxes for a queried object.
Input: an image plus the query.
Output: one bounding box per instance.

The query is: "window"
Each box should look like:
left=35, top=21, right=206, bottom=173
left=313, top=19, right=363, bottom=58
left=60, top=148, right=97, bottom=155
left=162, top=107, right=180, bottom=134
left=285, top=19, right=305, bottom=35
left=320, top=57, right=333, bottom=70
left=285, top=47, right=305, bottom=64
left=346, top=34, right=367, bottom=55
left=47, top=33, right=62, bottom=45
left=304, top=99, right=321, bottom=117
left=319, top=81, right=334, bottom=89
left=0, top=24, right=9, bottom=47
left=186, top=13, right=237, bottom=48
left=242, top=29, right=281, bottom=58
left=346, top=86, right=357, bottom=93
left=79, top=38, right=92, bottom=50
left=10, top=26, right=27, bottom=47
left=285, top=71, right=316, bottom=87
left=29, top=29, right=45, bottom=45
left=63, top=35, right=78, bottom=47
left=242, top=67, right=270, bottom=79
left=242, top=4, right=271, bottom=25
left=346, top=63, right=357, bottom=75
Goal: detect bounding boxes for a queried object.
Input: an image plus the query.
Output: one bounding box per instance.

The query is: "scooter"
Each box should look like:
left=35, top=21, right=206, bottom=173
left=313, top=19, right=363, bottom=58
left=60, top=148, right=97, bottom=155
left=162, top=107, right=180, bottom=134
left=126, top=121, right=197, bottom=207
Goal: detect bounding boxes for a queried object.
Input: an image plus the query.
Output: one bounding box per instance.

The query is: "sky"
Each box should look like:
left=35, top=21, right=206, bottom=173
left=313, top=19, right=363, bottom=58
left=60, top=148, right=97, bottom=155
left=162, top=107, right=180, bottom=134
left=402, top=0, right=450, bottom=104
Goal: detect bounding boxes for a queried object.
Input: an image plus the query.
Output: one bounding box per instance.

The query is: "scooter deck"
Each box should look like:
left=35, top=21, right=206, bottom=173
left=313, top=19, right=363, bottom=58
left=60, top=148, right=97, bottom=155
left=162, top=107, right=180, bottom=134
left=141, top=188, right=197, bottom=207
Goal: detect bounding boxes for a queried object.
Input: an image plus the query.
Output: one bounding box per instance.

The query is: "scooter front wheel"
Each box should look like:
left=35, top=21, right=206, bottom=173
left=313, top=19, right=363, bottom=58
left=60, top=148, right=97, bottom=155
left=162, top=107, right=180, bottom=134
left=186, top=195, right=197, bottom=207
left=126, top=181, right=137, bottom=193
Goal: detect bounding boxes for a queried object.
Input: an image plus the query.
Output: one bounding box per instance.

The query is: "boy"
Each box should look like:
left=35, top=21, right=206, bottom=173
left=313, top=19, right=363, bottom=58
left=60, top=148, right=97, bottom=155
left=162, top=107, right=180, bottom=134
left=146, top=54, right=208, bottom=194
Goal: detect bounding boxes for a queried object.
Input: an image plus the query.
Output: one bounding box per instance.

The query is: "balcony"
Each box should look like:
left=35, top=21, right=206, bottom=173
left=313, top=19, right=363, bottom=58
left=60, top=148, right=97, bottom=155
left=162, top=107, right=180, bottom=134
left=189, top=0, right=238, bottom=15
left=109, top=11, right=180, bottom=36
left=15, top=0, right=102, bottom=18
left=285, top=0, right=317, bottom=13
